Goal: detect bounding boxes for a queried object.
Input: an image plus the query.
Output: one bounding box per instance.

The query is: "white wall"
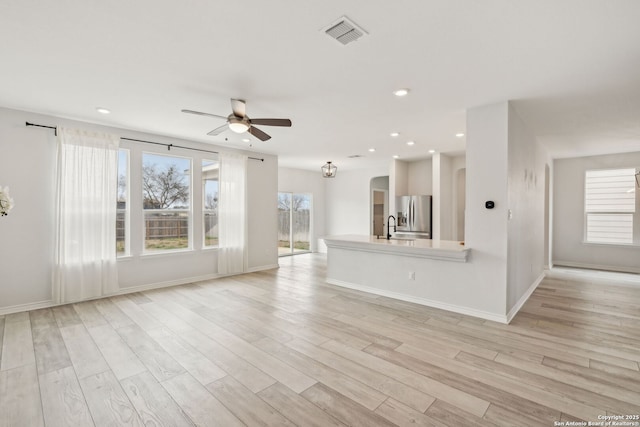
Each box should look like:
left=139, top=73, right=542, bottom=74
left=389, top=159, right=408, bottom=217
left=370, top=176, right=389, bottom=191
left=392, top=158, right=453, bottom=197
left=327, top=246, right=507, bottom=322
left=278, top=167, right=326, bottom=252
left=432, top=154, right=452, bottom=240
left=463, top=101, right=510, bottom=316
left=247, top=155, right=279, bottom=271
left=325, top=166, right=391, bottom=241
left=407, top=159, right=432, bottom=195
left=506, top=104, right=547, bottom=312
left=451, top=155, right=466, bottom=174
left=0, top=109, right=56, bottom=310
left=451, top=155, right=466, bottom=241
left=392, top=160, right=409, bottom=196
left=0, top=107, right=278, bottom=313
left=553, top=152, right=640, bottom=273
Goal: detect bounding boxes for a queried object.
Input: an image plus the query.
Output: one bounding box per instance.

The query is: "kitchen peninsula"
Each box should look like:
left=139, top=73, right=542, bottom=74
left=323, top=235, right=469, bottom=262
left=321, top=235, right=509, bottom=322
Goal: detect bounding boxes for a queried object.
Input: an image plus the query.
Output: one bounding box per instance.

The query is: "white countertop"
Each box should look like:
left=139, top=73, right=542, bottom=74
left=323, top=234, right=470, bottom=262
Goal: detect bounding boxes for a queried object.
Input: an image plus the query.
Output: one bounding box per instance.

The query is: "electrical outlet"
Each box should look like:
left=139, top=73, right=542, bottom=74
left=408, top=271, right=415, bottom=280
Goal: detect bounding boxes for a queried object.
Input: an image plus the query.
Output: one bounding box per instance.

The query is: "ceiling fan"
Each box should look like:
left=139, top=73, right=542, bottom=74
left=182, top=98, right=292, bottom=141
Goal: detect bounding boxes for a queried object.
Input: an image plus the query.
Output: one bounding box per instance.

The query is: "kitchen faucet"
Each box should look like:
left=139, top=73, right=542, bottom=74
left=387, top=215, right=396, bottom=240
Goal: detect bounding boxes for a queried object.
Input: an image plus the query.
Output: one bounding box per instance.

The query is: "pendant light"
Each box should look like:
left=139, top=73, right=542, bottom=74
left=321, top=161, right=337, bottom=178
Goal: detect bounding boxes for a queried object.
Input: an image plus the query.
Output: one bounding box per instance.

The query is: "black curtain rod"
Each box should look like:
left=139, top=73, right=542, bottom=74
left=25, top=122, right=264, bottom=162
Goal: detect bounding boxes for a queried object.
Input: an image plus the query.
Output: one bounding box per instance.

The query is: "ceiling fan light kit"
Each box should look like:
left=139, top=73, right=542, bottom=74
left=228, top=117, right=249, bottom=133
left=182, top=98, right=291, bottom=141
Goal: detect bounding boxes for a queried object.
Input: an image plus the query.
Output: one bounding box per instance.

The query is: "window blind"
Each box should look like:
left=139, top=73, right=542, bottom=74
left=584, top=168, right=636, bottom=245
left=586, top=213, right=633, bottom=244
left=585, top=168, right=636, bottom=213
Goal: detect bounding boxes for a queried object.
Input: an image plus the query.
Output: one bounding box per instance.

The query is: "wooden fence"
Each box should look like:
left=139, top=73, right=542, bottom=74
left=116, top=210, right=219, bottom=243
left=278, top=209, right=310, bottom=244
left=145, top=214, right=189, bottom=239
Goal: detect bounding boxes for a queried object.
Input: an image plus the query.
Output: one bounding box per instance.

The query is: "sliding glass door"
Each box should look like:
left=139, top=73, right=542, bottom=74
left=278, top=192, right=311, bottom=256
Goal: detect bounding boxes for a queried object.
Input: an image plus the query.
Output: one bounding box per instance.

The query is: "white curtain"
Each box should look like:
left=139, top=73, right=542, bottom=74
left=53, top=127, right=120, bottom=303
left=218, top=152, right=248, bottom=275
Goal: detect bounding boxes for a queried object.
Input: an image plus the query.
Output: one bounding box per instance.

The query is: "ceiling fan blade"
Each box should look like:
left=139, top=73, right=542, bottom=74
left=248, top=126, right=271, bottom=141
left=250, top=118, right=292, bottom=127
left=207, top=124, right=228, bottom=136
left=181, top=109, right=227, bottom=120
left=230, top=99, right=246, bottom=118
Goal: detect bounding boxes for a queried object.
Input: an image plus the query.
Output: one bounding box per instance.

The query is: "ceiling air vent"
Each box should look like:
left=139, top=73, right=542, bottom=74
left=323, top=16, right=367, bottom=45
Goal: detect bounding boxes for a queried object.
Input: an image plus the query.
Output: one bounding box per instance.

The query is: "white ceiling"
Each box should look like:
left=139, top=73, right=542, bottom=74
left=1, top=1, right=640, bottom=171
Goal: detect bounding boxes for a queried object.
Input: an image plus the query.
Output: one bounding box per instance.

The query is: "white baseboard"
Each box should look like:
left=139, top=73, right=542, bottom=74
left=0, top=273, right=225, bottom=316
left=326, top=278, right=508, bottom=324
left=0, top=266, right=279, bottom=316
left=246, top=264, right=279, bottom=273
left=114, top=273, right=224, bottom=295
left=553, top=260, right=640, bottom=275
left=506, top=272, right=545, bottom=324
left=547, top=266, right=640, bottom=287
left=0, top=300, right=54, bottom=316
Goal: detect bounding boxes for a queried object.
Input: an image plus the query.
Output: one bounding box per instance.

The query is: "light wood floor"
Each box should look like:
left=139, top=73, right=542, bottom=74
left=2, top=254, right=640, bottom=426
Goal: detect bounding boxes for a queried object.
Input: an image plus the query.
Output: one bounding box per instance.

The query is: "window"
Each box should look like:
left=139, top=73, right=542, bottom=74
left=203, top=159, right=219, bottom=247
left=116, top=149, right=129, bottom=256
left=585, top=168, right=636, bottom=244
left=278, top=192, right=311, bottom=256
left=142, top=153, right=191, bottom=252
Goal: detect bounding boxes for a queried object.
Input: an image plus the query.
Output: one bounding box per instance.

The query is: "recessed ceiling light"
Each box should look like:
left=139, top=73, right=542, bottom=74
left=242, top=138, right=250, bottom=143
left=393, top=88, right=410, bottom=97
left=368, top=148, right=376, bottom=152
left=456, top=133, right=465, bottom=138
left=406, top=141, right=415, bottom=146
left=390, top=132, right=400, bottom=137
left=392, top=155, right=399, bottom=159
left=96, top=107, right=111, bottom=114
left=428, top=149, right=436, bottom=154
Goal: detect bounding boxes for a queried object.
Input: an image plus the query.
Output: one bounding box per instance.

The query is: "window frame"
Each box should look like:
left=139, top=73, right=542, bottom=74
left=584, top=167, right=638, bottom=246
left=116, top=148, right=130, bottom=257
left=141, top=151, right=193, bottom=254
left=202, top=159, right=219, bottom=249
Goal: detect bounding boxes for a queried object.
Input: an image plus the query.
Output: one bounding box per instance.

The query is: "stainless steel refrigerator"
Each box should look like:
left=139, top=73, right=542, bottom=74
left=395, top=195, right=432, bottom=238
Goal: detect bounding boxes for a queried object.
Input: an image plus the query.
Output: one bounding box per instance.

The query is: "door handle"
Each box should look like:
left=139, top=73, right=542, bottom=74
left=411, top=200, right=414, bottom=226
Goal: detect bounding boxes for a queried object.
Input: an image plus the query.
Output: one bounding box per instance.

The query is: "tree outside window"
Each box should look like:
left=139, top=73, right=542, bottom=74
left=142, top=153, right=191, bottom=251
